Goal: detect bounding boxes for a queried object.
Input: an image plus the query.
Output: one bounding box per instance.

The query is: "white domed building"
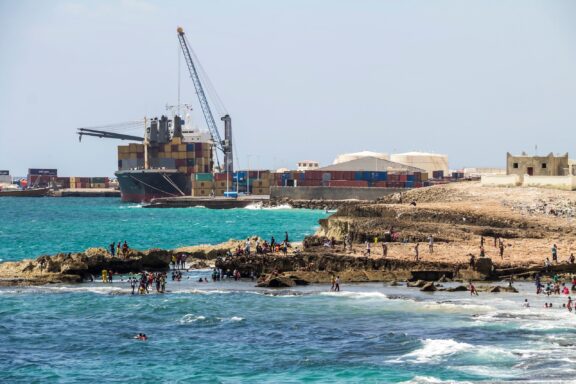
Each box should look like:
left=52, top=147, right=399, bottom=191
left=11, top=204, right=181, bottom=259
left=333, top=151, right=389, bottom=165
left=390, top=152, right=449, bottom=175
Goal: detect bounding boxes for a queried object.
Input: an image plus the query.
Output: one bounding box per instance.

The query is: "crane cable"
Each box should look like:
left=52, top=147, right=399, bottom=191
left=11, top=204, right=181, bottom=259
left=77, top=120, right=145, bottom=133
left=187, top=43, right=228, bottom=119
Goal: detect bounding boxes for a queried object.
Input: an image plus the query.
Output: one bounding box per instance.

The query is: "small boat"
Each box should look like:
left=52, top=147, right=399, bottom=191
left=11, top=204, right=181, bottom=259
left=0, top=187, right=50, bottom=197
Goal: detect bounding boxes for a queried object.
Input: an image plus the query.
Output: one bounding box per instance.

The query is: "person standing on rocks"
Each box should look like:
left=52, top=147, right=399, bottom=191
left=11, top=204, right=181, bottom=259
left=364, top=241, right=371, bottom=257
left=480, top=236, right=485, bottom=247
left=414, top=243, right=420, bottom=261
left=469, top=254, right=475, bottom=270
left=245, top=238, right=251, bottom=256
left=552, top=244, right=558, bottom=263
left=284, top=232, right=289, bottom=244
left=270, top=236, right=276, bottom=251
left=499, top=240, right=505, bottom=259
left=382, top=242, right=388, bottom=257
left=109, top=243, right=115, bottom=257
left=428, top=236, right=434, bottom=254
left=330, top=275, right=336, bottom=291
left=335, top=276, right=340, bottom=292
left=122, top=241, right=129, bottom=258
left=570, top=253, right=575, bottom=264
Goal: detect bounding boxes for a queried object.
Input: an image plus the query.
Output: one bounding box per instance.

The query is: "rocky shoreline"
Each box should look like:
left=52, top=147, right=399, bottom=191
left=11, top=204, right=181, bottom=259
left=2, top=237, right=572, bottom=289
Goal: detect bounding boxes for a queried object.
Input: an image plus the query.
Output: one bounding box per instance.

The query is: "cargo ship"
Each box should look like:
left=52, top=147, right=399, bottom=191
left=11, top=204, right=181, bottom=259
left=114, top=114, right=215, bottom=202
left=78, top=27, right=235, bottom=203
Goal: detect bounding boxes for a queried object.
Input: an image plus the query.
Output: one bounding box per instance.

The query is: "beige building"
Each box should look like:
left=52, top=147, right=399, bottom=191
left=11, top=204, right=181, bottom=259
left=506, top=152, right=570, bottom=176
left=297, top=160, right=320, bottom=171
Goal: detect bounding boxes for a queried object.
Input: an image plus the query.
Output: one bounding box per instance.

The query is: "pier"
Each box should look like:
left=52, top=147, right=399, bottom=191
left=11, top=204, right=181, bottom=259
left=143, top=195, right=269, bottom=209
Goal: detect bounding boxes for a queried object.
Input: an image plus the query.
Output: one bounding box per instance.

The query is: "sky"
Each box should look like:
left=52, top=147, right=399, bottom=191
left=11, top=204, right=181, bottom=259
left=1, top=0, right=575, bottom=177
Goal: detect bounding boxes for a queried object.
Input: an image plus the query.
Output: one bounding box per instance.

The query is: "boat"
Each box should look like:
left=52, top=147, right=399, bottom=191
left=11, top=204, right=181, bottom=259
left=0, top=187, right=50, bottom=197
left=115, top=169, right=189, bottom=203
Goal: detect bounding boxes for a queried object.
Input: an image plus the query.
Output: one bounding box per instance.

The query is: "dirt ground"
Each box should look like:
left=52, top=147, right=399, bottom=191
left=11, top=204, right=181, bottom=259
left=318, top=181, right=576, bottom=268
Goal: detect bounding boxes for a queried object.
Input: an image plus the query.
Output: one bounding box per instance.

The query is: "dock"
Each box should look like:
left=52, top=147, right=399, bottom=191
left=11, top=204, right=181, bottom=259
left=52, top=188, right=121, bottom=197
left=144, top=195, right=269, bottom=209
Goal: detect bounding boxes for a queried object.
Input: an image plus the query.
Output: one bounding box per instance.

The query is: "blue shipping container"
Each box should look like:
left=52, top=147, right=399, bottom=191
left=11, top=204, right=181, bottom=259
left=407, top=175, right=415, bottom=182
left=373, top=172, right=388, bottom=181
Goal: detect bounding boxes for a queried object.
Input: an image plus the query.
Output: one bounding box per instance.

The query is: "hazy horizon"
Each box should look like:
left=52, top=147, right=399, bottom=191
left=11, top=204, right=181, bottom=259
left=1, top=0, right=575, bottom=177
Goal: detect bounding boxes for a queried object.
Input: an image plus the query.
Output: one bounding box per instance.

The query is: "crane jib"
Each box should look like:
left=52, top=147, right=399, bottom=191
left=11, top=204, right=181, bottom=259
left=177, top=27, right=233, bottom=175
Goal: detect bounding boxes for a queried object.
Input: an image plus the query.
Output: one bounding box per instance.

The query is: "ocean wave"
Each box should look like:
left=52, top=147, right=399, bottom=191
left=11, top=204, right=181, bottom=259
left=43, top=285, right=127, bottom=295
left=319, top=291, right=389, bottom=300
left=390, top=338, right=517, bottom=364
left=179, top=314, right=206, bottom=323
left=244, top=202, right=293, bottom=210
left=399, top=376, right=473, bottom=384
left=179, top=314, right=244, bottom=324
left=172, top=288, right=234, bottom=295
left=119, top=204, right=142, bottom=209
left=421, top=302, right=494, bottom=314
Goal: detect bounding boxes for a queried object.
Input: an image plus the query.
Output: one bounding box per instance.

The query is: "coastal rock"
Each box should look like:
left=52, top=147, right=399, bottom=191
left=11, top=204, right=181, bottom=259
left=488, top=285, right=519, bottom=293
left=257, top=275, right=295, bottom=288
left=287, top=275, right=310, bottom=286
left=445, top=285, right=468, bottom=292
left=475, top=258, right=493, bottom=276
left=407, top=280, right=427, bottom=288
left=420, top=282, right=437, bottom=292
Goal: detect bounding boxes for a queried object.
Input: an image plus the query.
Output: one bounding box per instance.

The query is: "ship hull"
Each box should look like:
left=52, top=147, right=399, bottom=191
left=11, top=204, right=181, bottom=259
left=0, top=187, right=50, bottom=197
left=115, top=170, right=189, bottom=203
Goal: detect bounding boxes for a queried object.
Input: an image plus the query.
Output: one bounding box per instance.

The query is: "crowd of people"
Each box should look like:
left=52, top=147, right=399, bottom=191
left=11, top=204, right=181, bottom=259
left=531, top=272, right=576, bottom=312
left=127, top=272, right=168, bottom=294
left=108, top=241, right=130, bottom=258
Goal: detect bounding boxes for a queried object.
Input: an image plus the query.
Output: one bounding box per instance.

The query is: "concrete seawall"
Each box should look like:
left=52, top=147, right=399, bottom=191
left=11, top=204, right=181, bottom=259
left=270, top=186, right=405, bottom=201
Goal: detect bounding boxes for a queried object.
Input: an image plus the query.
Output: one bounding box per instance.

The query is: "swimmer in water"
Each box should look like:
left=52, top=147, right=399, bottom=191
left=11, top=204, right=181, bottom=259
left=134, top=333, right=148, bottom=341
left=522, top=299, right=530, bottom=308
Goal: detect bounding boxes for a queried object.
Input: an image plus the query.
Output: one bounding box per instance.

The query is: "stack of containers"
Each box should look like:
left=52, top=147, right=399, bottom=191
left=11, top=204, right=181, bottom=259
left=212, top=173, right=233, bottom=196
left=191, top=173, right=213, bottom=196
left=117, top=143, right=144, bottom=170
left=432, top=170, right=444, bottom=179
left=233, top=170, right=272, bottom=194
left=117, top=137, right=213, bottom=175
left=69, top=177, right=110, bottom=189
left=27, top=169, right=58, bottom=188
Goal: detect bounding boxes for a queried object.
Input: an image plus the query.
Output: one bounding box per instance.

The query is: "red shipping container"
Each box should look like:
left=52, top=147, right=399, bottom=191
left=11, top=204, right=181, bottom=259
left=373, top=181, right=388, bottom=188
left=399, top=174, right=408, bottom=182
left=328, top=180, right=368, bottom=187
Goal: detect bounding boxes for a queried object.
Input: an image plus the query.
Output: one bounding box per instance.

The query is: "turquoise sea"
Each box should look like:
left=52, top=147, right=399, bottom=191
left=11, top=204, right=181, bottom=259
left=0, top=197, right=327, bottom=262
left=1, top=198, right=575, bottom=383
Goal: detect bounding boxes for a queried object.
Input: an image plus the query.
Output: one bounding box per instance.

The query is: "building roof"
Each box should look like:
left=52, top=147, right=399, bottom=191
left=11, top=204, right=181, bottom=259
left=392, top=151, right=447, bottom=157
left=317, top=156, right=425, bottom=173
left=333, top=151, right=389, bottom=164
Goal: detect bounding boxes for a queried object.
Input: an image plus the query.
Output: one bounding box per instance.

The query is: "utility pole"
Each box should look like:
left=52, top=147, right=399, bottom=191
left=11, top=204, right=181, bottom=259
left=144, top=117, right=149, bottom=169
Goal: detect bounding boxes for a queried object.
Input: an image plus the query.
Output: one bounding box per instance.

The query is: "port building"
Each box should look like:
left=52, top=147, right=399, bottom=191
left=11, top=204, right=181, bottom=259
left=390, top=152, right=449, bottom=177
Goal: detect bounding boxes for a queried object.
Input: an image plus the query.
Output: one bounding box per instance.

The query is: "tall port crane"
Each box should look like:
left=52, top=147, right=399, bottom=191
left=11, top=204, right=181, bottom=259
left=177, top=27, right=233, bottom=175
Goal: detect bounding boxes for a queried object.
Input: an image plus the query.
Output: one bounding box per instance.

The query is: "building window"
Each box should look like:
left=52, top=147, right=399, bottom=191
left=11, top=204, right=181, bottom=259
left=542, top=163, right=547, bottom=169
left=513, top=163, right=519, bottom=169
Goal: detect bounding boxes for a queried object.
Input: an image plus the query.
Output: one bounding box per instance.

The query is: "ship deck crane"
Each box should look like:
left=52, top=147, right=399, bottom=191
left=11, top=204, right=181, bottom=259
left=177, top=27, right=233, bottom=175
left=76, top=119, right=150, bottom=169
left=77, top=128, right=144, bottom=142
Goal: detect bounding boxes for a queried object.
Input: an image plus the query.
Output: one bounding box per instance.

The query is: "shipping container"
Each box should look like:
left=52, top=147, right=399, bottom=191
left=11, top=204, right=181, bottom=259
left=194, top=173, right=213, bottom=182
left=328, top=180, right=369, bottom=187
